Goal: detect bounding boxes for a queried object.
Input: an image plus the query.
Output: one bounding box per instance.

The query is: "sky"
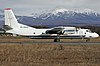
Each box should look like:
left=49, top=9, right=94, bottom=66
left=0, top=0, right=100, bottom=16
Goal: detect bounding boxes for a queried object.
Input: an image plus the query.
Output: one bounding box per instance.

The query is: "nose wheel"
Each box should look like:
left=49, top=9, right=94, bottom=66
left=81, top=36, right=91, bottom=42
left=54, top=38, right=60, bottom=42
left=85, top=38, right=90, bottom=42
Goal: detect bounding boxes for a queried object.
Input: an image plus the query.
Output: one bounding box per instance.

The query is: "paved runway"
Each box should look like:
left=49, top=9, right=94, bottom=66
left=0, top=42, right=100, bottom=45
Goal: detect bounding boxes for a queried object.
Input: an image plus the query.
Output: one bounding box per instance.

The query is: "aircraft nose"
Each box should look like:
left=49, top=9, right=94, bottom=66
left=94, top=33, right=99, bottom=37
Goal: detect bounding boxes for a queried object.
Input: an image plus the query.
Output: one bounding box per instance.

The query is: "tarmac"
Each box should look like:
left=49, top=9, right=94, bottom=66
left=0, top=42, right=100, bottom=45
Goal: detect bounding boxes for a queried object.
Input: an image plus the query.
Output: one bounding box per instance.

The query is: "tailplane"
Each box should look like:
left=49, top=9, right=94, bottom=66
left=4, top=8, right=19, bottom=29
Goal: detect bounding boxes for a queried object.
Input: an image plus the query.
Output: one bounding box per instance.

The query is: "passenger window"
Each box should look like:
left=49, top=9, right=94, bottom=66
left=86, top=30, right=88, bottom=32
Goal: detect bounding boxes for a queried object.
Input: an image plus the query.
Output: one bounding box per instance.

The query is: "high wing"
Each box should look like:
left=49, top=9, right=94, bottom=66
left=46, top=26, right=64, bottom=34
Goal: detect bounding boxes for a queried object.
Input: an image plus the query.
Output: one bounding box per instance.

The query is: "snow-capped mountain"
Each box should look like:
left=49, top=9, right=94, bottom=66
left=27, top=8, right=100, bottom=26
left=30, top=8, right=99, bottom=21
left=0, top=8, right=100, bottom=28
left=52, top=8, right=69, bottom=15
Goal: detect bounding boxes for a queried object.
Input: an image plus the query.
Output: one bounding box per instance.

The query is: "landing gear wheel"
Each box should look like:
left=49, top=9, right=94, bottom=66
left=85, top=38, right=90, bottom=42
left=54, top=38, right=60, bottom=42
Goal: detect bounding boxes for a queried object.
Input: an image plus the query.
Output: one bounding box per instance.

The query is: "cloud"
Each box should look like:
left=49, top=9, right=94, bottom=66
left=0, top=0, right=100, bottom=15
left=0, top=0, right=100, bottom=9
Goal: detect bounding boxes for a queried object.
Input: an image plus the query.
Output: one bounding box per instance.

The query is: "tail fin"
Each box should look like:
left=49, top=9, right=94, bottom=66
left=4, top=8, right=19, bottom=29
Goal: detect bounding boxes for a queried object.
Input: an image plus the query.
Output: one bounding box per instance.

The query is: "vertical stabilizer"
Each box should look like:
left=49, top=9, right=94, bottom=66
left=4, top=8, right=19, bottom=29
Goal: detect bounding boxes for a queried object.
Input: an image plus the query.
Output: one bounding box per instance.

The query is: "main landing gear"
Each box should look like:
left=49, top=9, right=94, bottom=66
left=54, top=34, right=60, bottom=42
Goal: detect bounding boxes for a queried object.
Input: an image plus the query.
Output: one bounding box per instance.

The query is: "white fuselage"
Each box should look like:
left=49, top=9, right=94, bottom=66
left=6, top=25, right=99, bottom=38
left=6, top=23, right=49, bottom=36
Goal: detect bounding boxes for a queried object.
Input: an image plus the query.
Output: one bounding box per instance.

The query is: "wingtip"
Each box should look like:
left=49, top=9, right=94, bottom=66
left=5, top=8, right=12, bottom=10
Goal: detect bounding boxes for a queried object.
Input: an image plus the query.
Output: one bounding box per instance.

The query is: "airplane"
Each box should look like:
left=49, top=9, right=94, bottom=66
left=3, top=8, right=99, bottom=42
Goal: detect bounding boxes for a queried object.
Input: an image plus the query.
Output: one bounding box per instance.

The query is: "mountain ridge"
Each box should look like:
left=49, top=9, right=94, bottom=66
left=0, top=8, right=100, bottom=28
